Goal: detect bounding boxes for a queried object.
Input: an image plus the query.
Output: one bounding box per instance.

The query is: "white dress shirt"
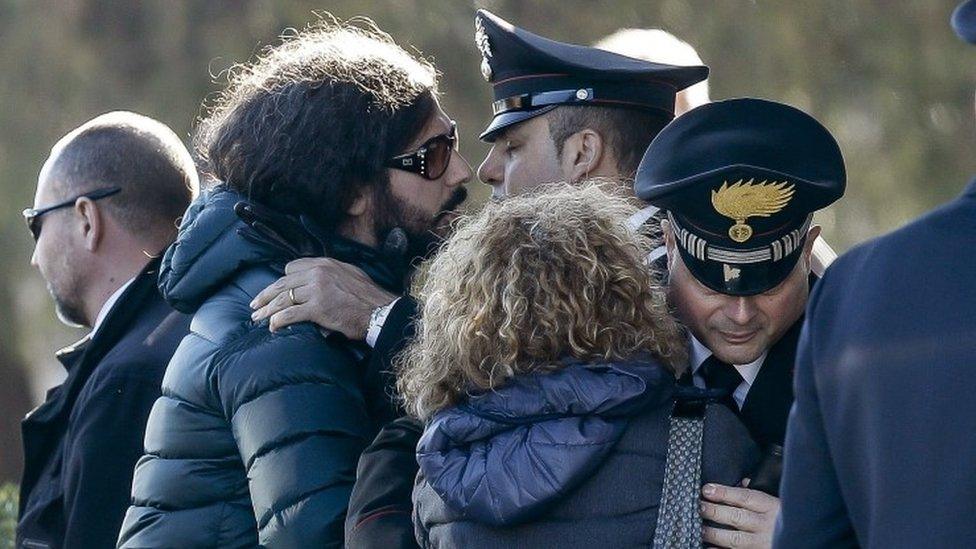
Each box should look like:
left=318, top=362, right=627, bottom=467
left=688, top=334, right=766, bottom=410
left=90, top=277, right=136, bottom=338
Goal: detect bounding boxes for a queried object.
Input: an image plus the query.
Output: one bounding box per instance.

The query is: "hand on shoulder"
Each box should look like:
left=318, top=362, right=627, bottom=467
left=250, top=257, right=396, bottom=339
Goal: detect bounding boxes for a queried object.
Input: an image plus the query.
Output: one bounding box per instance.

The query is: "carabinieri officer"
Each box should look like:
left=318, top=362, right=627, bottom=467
left=635, top=97, right=847, bottom=548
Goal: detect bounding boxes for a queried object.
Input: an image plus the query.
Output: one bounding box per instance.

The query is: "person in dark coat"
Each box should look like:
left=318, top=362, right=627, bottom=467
left=399, top=184, right=758, bottom=547
left=117, top=18, right=471, bottom=549
left=773, top=4, right=976, bottom=547
left=17, top=112, right=197, bottom=549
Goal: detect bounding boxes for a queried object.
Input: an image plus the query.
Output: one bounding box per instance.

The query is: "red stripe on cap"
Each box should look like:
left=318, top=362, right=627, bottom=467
left=492, top=73, right=571, bottom=85
left=591, top=98, right=674, bottom=115
left=493, top=72, right=681, bottom=91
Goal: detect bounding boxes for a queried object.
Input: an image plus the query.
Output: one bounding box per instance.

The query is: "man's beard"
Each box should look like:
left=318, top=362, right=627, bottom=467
left=373, top=186, right=468, bottom=263
left=45, top=274, right=86, bottom=328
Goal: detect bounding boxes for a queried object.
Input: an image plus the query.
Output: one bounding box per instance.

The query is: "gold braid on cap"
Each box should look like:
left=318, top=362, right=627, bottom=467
left=711, top=179, right=795, bottom=242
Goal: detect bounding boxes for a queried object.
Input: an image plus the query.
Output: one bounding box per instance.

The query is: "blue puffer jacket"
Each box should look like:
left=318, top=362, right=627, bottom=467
left=118, top=187, right=395, bottom=548
left=413, top=358, right=760, bottom=548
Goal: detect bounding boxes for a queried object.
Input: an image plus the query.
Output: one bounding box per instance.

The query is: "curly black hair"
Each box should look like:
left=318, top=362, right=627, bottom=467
left=194, top=16, right=439, bottom=232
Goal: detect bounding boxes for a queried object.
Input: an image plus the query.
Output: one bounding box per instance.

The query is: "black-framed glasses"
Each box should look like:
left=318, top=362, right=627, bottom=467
left=385, top=121, right=458, bottom=180
left=22, top=186, right=121, bottom=241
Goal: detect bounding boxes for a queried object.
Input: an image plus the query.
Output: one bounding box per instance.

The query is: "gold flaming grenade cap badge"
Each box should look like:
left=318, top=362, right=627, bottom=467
left=711, top=179, right=796, bottom=243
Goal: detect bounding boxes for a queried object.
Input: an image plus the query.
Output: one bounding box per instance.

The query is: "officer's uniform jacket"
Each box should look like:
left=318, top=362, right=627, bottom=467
left=776, top=179, right=976, bottom=548
left=687, top=319, right=803, bottom=449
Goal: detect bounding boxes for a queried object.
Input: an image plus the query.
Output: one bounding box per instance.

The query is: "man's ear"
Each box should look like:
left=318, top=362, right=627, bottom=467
left=74, top=198, right=103, bottom=253
left=802, top=225, right=823, bottom=271
left=561, top=129, right=606, bottom=183
left=661, top=218, right=677, bottom=271
left=346, top=189, right=372, bottom=218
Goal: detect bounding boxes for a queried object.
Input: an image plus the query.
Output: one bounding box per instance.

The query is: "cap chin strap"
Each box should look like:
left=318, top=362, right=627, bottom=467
left=627, top=204, right=668, bottom=266
left=627, top=204, right=660, bottom=231
left=647, top=246, right=668, bottom=266
left=492, top=88, right=595, bottom=115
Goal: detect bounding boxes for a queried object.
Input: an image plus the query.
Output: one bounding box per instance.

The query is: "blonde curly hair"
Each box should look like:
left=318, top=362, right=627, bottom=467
left=397, top=182, right=688, bottom=420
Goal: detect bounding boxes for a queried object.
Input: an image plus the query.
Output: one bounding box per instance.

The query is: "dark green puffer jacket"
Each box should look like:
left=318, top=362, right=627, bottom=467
left=119, top=186, right=399, bottom=548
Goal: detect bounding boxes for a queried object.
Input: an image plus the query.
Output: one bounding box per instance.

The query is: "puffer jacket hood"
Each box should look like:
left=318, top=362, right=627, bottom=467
left=159, top=185, right=408, bottom=313
left=416, top=357, right=675, bottom=526
left=159, top=186, right=285, bottom=313
left=122, top=185, right=412, bottom=547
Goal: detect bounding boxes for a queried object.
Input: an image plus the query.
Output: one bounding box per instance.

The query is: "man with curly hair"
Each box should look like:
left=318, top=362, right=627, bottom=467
left=248, top=11, right=709, bottom=547
left=117, top=19, right=470, bottom=548
left=250, top=10, right=708, bottom=341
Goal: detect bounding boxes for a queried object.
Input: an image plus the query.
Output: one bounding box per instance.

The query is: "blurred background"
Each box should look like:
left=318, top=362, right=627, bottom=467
left=0, top=0, right=972, bottom=489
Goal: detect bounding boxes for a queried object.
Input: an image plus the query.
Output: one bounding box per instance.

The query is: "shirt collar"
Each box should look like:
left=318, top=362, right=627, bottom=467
left=688, top=333, right=767, bottom=387
left=90, top=277, right=136, bottom=337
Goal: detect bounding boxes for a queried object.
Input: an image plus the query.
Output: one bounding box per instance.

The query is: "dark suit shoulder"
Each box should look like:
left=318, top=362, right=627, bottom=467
left=75, top=358, right=164, bottom=400
left=815, top=184, right=976, bottom=336
left=826, top=184, right=976, bottom=283
left=72, top=291, right=188, bottom=416
left=92, top=303, right=187, bottom=376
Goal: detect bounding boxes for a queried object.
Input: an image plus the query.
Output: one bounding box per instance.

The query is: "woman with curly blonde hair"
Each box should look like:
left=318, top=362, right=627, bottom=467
left=405, top=183, right=759, bottom=548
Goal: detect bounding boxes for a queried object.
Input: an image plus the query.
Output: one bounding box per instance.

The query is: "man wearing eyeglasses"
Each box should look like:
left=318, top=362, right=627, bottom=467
left=117, top=20, right=471, bottom=549
left=17, top=111, right=197, bottom=549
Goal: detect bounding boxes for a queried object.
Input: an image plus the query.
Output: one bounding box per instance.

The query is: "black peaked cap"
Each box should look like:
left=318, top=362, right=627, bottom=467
left=475, top=9, right=709, bottom=142
left=635, top=98, right=846, bottom=296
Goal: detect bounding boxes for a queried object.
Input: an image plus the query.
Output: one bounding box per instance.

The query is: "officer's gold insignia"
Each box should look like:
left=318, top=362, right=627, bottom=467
left=711, top=179, right=795, bottom=243
left=475, top=17, right=493, bottom=81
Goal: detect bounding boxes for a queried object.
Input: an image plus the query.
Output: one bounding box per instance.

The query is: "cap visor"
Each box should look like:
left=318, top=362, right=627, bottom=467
left=479, top=106, right=558, bottom=142
left=677, top=243, right=804, bottom=296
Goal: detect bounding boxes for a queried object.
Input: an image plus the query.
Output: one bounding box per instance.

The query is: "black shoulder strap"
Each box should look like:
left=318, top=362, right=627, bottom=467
left=653, top=398, right=705, bottom=548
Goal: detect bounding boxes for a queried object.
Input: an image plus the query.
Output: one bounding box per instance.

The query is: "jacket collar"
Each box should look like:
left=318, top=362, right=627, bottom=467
left=54, top=335, right=91, bottom=372
left=417, top=358, right=674, bottom=525
left=326, top=234, right=410, bottom=295
left=160, top=186, right=410, bottom=313
left=28, top=259, right=161, bottom=424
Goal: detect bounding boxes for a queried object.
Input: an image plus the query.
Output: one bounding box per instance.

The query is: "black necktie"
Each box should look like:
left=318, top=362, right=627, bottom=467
left=701, top=355, right=743, bottom=413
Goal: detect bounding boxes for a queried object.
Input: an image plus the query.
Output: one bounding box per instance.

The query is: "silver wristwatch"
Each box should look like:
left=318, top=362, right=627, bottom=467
left=365, top=297, right=400, bottom=347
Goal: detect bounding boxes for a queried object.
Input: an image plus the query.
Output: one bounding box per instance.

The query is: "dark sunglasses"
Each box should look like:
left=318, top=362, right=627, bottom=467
left=386, top=121, right=459, bottom=180
left=22, top=186, right=122, bottom=241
